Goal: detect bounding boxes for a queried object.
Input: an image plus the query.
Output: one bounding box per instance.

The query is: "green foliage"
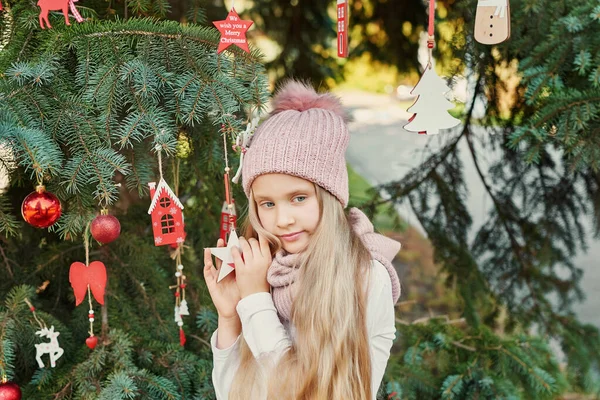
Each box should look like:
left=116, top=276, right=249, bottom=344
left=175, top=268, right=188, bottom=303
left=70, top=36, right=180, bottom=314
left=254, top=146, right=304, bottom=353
left=382, top=322, right=568, bottom=399
left=362, top=0, right=600, bottom=397
left=0, top=2, right=267, bottom=399
left=506, top=1, right=600, bottom=171
left=0, top=16, right=268, bottom=238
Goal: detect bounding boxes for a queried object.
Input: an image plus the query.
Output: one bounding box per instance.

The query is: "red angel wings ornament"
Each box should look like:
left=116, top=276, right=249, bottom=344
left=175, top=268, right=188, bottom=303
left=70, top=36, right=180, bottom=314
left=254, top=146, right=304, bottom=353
left=69, top=261, right=107, bottom=306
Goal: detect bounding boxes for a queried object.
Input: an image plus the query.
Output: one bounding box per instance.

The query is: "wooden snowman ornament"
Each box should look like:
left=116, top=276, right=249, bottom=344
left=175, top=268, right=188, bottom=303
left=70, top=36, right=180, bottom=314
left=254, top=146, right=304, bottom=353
left=474, top=0, right=511, bottom=44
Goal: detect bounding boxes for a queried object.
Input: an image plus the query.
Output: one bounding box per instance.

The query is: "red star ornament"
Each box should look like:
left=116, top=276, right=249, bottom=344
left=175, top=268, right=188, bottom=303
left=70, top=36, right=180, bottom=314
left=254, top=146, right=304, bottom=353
left=213, top=8, right=253, bottom=54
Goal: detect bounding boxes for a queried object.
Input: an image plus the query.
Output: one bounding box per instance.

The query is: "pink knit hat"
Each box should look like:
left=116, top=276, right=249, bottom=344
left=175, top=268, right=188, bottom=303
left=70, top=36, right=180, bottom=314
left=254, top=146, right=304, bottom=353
left=242, top=81, right=350, bottom=207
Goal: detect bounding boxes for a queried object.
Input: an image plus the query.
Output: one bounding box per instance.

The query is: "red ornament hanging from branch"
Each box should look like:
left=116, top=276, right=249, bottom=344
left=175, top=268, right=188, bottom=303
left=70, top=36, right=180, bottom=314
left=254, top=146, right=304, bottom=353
left=21, top=185, right=62, bottom=229
left=213, top=7, right=253, bottom=54
left=337, top=0, right=349, bottom=58
left=148, top=147, right=186, bottom=247
left=0, top=380, right=22, bottom=400
left=91, top=209, right=121, bottom=244
left=69, top=261, right=107, bottom=306
left=148, top=179, right=186, bottom=247
left=219, top=200, right=237, bottom=243
left=37, top=0, right=84, bottom=29
left=68, top=227, right=107, bottom=349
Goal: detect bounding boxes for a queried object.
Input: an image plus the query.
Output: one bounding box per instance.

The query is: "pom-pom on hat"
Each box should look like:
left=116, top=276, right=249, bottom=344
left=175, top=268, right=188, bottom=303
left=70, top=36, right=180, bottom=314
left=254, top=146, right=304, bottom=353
left=242, top=80, right=350, bottom=207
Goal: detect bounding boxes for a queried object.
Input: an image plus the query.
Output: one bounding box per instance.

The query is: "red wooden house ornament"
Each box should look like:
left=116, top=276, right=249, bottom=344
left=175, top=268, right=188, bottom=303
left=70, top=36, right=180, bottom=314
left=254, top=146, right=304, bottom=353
left=148, top=179, right=186, bottom=246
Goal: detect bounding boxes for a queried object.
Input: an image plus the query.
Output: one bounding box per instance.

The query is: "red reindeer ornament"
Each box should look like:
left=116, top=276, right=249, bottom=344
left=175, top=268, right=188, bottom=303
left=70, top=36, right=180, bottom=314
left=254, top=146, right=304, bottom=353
left=37, top=0, right=84, bottom=29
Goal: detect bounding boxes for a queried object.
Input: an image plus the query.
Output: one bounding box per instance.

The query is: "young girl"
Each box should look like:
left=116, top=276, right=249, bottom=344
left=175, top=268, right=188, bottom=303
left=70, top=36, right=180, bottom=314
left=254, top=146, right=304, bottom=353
left=203, top=81, right=401, bottom=400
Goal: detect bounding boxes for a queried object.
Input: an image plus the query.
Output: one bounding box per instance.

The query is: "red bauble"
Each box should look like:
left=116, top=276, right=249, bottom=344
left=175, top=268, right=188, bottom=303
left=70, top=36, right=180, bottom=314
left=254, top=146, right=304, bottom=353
left=21, top=186, right=62, bottom=228
left=86, top=336, right=98, bottom=349
left=91, top=213, right=121, bottom=244
left=0, top=381, right=22, bottom=400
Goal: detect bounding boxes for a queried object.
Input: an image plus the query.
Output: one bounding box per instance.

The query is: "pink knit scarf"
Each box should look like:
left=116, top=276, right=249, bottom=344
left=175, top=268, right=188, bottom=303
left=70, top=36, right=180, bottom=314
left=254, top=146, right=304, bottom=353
left=267, top=208, right=401, bottom=323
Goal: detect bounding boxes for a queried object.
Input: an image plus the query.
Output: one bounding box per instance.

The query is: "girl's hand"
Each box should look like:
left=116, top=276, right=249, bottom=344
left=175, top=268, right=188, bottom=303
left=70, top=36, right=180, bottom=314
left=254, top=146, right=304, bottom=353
left=203, top=239, right=241, bottom=320
left=232, top=235, right=272, bottom=299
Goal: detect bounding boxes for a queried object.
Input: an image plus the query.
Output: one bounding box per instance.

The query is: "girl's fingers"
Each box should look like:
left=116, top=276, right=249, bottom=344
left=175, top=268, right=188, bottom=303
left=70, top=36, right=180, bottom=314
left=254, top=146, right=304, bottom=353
left=203, top=248, right=216, bottom=282
left=239, top=237, right=253, bottom=264
left=204, top=248, right=213, bottom=271
left=231, top=246, right=245, bottom=270
left=248, top=238, right=261, bottom=256
left=214, top=238, right=225, bottom=269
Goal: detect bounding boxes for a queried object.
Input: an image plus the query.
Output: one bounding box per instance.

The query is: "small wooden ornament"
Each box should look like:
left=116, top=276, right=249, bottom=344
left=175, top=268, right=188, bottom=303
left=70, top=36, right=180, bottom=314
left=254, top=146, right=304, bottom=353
left=219, top=201, right=237, bottom=243
left=85, top=336, right=98, bottom=349
left=213, top=8, right=253, bottom=54
left=37, top=0, right=84, bottom=29
left=35, top=326, right=64, bottom=368
left=474, top=0, right=511, bottom=45
left=148, top=179, right=186, bottom=246
left=337, top=0, right=349, bottom=58
left=69, top=261, right=107, bottom=306
left=404, top=65, right=460, bottom=135
left=209, top=230, right=241, bottom=283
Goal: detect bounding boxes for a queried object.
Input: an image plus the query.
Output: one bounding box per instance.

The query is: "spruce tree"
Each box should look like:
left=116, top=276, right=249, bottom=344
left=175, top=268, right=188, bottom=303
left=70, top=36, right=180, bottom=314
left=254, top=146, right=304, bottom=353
left=0, top=1, right=267, bottom=398
left=362, top=0, right=600, bottom=397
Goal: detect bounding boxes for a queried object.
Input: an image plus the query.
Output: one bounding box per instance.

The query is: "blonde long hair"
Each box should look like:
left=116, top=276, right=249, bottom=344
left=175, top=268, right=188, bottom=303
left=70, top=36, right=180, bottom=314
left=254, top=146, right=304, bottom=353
left=228, top=185, right=373, bottom=400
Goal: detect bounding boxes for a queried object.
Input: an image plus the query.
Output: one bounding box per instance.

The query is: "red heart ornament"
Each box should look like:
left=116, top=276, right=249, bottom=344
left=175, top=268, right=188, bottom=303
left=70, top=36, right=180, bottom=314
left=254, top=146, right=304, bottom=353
left=69, top=261, right=107, bottom=306
left=86, top=336, right=98, bottom=349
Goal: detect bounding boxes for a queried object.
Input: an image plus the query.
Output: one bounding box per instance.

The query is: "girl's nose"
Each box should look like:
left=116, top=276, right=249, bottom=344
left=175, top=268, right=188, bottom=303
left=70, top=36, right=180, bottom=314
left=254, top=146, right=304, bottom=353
left=276, top=208, right=295, bottom=228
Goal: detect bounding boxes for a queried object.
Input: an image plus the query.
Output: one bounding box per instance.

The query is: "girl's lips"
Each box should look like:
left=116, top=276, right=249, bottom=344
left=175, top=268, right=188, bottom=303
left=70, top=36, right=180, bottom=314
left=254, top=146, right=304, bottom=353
left=279, top=231, right=303, bottom=242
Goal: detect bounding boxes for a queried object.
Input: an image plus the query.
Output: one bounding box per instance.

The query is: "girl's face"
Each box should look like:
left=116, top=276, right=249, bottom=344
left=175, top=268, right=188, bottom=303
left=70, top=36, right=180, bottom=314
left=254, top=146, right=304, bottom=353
left=252, top=174, right=320, bottom=254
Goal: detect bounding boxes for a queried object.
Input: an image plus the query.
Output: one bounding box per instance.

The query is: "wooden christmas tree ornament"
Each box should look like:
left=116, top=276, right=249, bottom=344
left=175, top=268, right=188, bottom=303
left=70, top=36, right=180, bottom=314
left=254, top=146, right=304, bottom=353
left=148, top=179, right=186, bottom=246
left=474, top=0, right=511, bottom=45
left=404, top=0, right=460, bottom=135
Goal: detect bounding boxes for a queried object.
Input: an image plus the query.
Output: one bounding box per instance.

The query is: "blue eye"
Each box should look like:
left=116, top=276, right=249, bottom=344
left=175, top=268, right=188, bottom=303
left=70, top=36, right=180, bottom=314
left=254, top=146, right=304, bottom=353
left=294, top=196, right=306, bottom=203
left=261, top=202, right=275, bottom=208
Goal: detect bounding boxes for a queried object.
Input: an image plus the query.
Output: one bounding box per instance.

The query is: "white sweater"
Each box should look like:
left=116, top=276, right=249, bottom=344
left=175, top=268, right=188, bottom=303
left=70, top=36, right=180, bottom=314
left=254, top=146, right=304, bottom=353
left=210, top=260, right=397, bottom=399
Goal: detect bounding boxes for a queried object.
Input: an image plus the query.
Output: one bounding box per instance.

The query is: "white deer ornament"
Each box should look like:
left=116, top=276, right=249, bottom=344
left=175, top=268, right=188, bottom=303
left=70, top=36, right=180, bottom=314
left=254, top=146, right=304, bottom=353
left=35, top=326, right=64, bottom=368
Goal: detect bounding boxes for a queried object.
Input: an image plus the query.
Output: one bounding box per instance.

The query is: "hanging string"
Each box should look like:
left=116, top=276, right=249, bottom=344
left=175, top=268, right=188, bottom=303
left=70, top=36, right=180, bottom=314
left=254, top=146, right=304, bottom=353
left=427, top=0, right=435, bottom=68
left=83, top=222, right=95, bottom=337
left=222, top=128, right=236, bottom=236
left=223, top=129, right=230, bottom=172
left=173, top=159, right=180, bottom=198
left=156, top=144, right=164, bottom=181
left=24, top=298, right=46, bottom=330
left=84, top=222, right=91, bottom=266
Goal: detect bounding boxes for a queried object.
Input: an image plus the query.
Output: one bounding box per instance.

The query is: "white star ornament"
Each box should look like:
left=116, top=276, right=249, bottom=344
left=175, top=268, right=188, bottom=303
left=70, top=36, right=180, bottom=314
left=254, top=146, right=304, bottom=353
left=209, top=230, right=242, bottom=283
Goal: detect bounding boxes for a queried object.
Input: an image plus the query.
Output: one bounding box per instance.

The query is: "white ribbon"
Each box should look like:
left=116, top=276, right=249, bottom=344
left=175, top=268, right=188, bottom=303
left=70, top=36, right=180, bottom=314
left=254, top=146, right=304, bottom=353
left=69, top=0, right=84, bottom=23
left=477, top=0, right=508, bottom=18
left=232, top=114, right=260, bottom=184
